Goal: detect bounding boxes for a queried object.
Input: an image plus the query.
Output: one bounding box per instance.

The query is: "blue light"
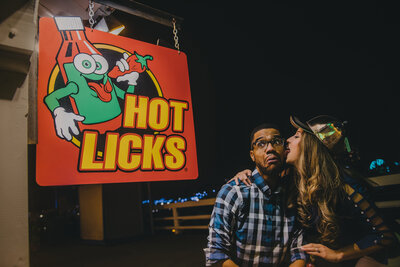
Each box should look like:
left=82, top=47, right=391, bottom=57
left=190, top=196, right=199, bottom=201
left=143, top=188, right=219, bottom=206
left=370, top=159, right=385, bottom=170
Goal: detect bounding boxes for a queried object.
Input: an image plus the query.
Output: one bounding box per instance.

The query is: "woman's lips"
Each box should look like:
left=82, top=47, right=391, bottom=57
left=284, top=144, right=290, bottom=154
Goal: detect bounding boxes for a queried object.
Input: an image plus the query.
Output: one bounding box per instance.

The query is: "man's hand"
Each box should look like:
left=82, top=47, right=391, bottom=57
left=211, top=259, right=239, bottom=267
left=289, top=259, right=306, bottom=267
left=53, top=107, right=85, bottom=141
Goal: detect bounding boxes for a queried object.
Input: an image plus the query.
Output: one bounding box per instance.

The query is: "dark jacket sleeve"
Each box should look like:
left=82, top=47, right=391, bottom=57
left=343, top=178, right=398, bottom=250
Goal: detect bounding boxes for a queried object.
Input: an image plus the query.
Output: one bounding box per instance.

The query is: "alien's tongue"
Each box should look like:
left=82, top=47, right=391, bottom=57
left=88, top=79, right=113, bottom=102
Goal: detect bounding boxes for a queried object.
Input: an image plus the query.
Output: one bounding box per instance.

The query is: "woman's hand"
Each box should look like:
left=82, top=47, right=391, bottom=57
left=227, top=169, right=252, bottom=186
left=301, top=243, right=343, bottom=263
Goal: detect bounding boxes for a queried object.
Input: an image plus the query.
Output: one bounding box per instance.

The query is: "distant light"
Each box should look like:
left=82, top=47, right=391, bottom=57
left=369, top=159, right=385, bottom=170
left=94, top=17, right=109, bottom=32
left=172, top=229, right=176, bottom=233
left=145, top=190, right=216, bottom=207
left=190, top=196, right=199, bottom=202
left=39, top=214, right=44, bottom=218
left=94, top=17, right=125, bottom=36
left=109, top=25, right=125, bottom=35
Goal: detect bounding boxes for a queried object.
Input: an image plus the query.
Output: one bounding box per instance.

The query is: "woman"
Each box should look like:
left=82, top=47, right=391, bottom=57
left=231, top=115, right=398, bottom=266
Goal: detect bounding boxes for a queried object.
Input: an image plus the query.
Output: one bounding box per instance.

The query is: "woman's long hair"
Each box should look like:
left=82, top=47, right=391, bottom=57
left=295, top=131, right=345, bottom=245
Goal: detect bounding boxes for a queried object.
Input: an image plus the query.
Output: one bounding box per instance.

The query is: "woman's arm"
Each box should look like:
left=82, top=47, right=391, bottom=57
left=301, top=242, right=383, bottom=263
left=302, top=182, right=398, bottom=263
left=226, top=169, right=252, bottom=186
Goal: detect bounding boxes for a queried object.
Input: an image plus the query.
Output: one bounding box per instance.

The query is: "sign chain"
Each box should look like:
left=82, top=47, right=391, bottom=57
left=172, top=18, right=180, bottom=54
left=88, top=0, right=95, bottom=30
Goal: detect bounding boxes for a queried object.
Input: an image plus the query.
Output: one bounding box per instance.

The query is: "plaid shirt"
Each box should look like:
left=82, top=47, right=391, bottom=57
left=205, top=169, right=306, bottom=266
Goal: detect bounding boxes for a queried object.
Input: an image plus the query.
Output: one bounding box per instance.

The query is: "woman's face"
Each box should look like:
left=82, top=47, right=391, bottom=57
left=286, top=128, right=303, bottom=165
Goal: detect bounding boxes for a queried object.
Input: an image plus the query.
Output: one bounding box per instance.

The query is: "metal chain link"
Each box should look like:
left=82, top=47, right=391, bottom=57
left=172, top=18, right=180, bottom=54
left=88, top=0, right=95, bottom=30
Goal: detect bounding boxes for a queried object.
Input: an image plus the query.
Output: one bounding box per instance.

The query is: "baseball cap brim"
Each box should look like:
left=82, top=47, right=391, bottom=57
left=289, top=116, right=313, bottom=134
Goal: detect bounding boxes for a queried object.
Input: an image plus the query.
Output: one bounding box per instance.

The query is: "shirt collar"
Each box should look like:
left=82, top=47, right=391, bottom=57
left=251, top=169, right=282, bottom=199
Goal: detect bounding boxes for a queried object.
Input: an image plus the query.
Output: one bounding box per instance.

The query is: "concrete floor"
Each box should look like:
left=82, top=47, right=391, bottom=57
left=30, top=232, right=208, bottom=267
left=30, top=231, right=400, bottom=267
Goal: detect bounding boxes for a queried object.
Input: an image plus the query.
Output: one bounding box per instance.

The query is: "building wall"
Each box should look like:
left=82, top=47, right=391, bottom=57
left=0, top=76, right=30, bottom=266
left=0, top=0, right=37, bottom=266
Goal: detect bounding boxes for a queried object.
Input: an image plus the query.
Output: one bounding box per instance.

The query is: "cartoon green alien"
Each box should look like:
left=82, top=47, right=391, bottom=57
left=44, top=17, right=152, bottom=141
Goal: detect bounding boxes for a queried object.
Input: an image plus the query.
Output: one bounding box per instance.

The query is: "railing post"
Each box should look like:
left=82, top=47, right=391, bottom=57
left=172, top=207, right=180, bottom=234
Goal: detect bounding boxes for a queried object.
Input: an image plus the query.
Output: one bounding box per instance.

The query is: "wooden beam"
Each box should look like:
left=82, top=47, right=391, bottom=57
left=156, top=225, right=208, bottom=230
left=93, top=0, right=183, bottom=29
left=154, top=214, right=211, bottom=221
left=375, top=200, right=400, bottom=209
left=367, top=174, right=400, bottom=187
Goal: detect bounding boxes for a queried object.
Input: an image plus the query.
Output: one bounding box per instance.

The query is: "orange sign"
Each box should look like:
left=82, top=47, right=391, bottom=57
left=37, top=17, right=198, bottom=186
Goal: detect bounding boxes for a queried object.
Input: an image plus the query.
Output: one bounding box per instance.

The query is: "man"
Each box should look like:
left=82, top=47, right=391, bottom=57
left=204, top=123, right=306, bottom=266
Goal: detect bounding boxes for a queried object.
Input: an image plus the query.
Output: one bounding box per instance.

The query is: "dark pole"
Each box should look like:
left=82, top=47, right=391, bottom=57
left=147, top=182, right=154, bottom=235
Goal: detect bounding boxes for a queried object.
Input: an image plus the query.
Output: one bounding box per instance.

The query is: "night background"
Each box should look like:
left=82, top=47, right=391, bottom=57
left=121, top=1, right=400, bottom=200
left=29, top=0, right=400, bottom=206
left=24, top=1, right=400, bottom=265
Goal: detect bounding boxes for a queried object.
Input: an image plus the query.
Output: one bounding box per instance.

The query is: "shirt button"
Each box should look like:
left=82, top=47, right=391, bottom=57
left=366, top=218, right=370, bottom=222
left=372, top=227, right=376, bottom=230
left=361, top=211, right=364, bottom=214
left=354, top=204, right=358, bottom=207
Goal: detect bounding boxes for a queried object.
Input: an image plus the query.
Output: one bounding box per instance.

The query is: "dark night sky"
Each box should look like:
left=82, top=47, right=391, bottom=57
left=114, top=1, right=400, bottom=199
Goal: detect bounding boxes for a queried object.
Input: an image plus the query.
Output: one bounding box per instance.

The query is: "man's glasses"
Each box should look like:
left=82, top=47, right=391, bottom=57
left=252, top=137, right=285, bottom=150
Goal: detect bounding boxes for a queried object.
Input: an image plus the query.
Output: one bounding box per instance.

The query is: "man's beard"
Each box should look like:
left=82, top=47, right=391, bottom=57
left=258, top=163, right=282, bottom=177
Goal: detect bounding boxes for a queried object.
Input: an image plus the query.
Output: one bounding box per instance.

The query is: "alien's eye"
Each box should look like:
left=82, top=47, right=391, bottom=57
left=92, top=54, right=109, bottom=75
left=73, top=53, right=96, bottom=74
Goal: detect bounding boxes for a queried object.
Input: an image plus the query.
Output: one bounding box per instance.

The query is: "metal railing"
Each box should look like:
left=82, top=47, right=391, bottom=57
left=367, top=173, right=400, bottom=225
left=152, top=173, right=400, bottom=234
left=153, top=197, right=216, bottom=234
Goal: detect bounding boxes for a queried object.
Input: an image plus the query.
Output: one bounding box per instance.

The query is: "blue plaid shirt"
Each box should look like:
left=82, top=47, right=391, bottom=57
left=205, top=169, right=306, bottom=266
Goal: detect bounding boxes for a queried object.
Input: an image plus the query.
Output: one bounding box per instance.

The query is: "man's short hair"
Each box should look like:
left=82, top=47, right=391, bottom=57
left=250, top=123, right=282, bottom=149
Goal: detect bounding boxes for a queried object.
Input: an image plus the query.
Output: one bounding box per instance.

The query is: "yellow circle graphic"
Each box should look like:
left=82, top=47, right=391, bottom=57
left=47, top=44, right=163, bottom=156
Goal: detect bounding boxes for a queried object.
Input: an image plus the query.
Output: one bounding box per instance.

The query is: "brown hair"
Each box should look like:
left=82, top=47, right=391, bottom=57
left=295, top=131, right=345, bottom=245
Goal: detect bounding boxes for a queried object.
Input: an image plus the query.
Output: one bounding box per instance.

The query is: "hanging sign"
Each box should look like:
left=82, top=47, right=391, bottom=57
left=37, top=17, right=198, bottom=186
